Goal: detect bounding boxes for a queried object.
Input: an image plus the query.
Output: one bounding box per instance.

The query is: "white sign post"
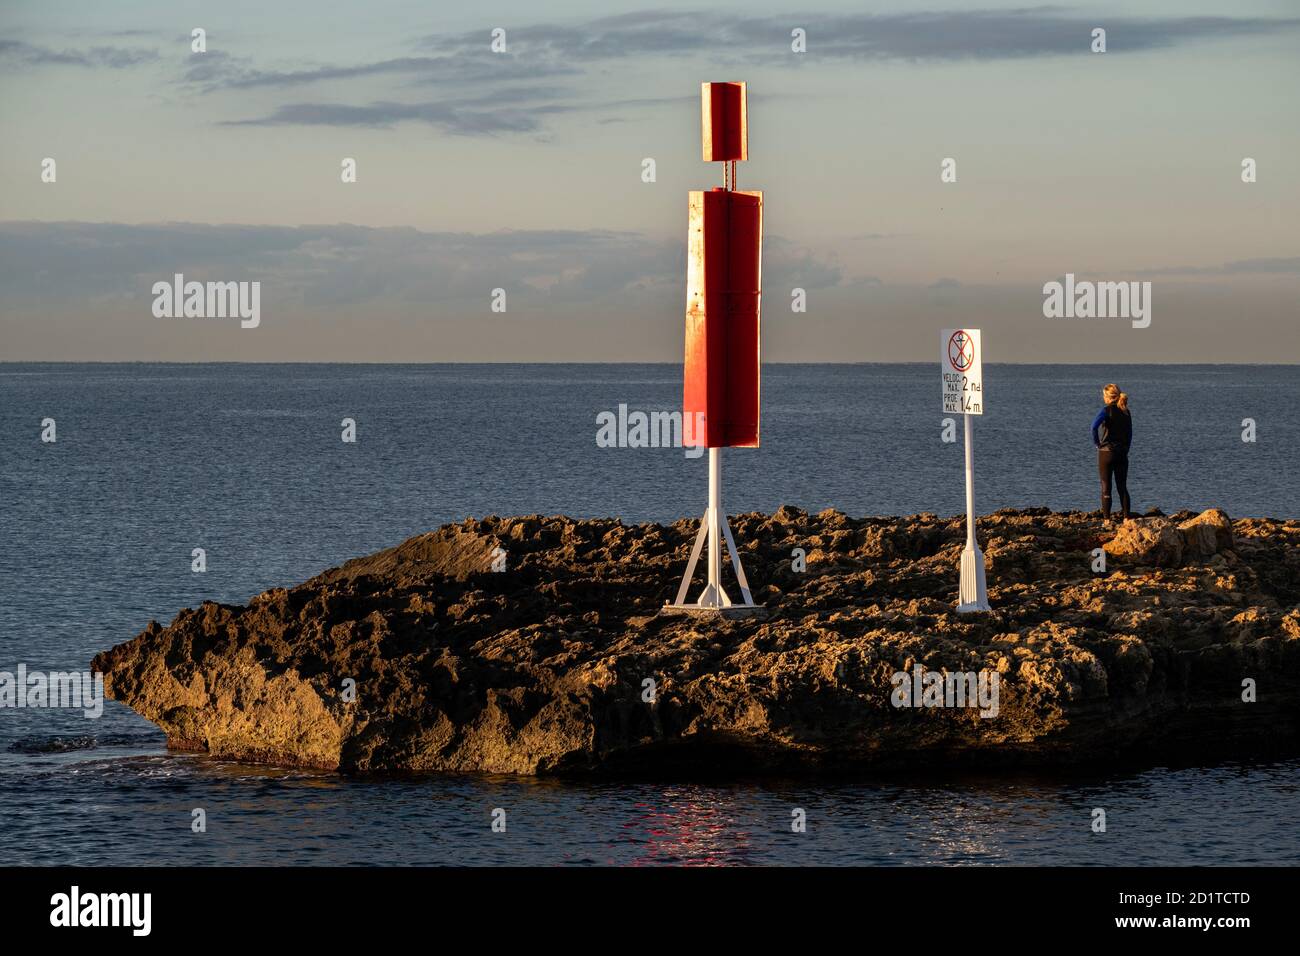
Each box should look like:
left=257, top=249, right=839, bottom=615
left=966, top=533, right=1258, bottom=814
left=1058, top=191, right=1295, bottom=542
left=941, top=329, right=990, bottom=612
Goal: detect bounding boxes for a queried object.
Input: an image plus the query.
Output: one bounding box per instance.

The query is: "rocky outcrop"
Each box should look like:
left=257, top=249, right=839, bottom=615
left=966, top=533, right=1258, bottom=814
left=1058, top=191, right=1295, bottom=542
left=93, top=508, right=1300, bottom=774
left=1106, top=507, right=1236, bottom=567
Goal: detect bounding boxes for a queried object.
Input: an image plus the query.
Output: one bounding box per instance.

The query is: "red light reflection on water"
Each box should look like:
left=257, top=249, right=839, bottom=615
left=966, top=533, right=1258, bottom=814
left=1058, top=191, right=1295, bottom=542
left=619, top=790, right=755, bottom=866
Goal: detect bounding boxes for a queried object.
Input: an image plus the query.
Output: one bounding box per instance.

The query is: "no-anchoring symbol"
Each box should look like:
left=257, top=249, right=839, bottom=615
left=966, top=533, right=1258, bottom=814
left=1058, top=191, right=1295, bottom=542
left=948, top=330, right=974, bottom=372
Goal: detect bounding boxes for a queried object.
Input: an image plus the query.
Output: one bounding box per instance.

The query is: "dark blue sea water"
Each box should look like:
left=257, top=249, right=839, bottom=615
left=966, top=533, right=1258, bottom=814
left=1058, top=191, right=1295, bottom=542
left=1, top=363, right=1297, bottom=865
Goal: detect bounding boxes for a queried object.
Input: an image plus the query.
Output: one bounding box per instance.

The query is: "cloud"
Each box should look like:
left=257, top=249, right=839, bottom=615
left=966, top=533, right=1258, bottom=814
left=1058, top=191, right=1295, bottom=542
left=1135, top=257, right=1300, bottom=277
left=220, top=88, right=687, bottom=135
left=0, top=220, right=840, bottom=310
left=740, top=11, right=1298, bottom=61
left=0, top=38, right=158, bottom=69
left=219, top=99, right=549, bottom=135
left=412, top=9, right=1300, bottom=66
left=7, top=9, right=1297, bottom=91
left=177, top=8, right=1300, bottom=133
left=191, top=9, right=1300, bottom=93
left=184, top=51, right=580, bottom=93
left=765, top=236, right=843, bottom=289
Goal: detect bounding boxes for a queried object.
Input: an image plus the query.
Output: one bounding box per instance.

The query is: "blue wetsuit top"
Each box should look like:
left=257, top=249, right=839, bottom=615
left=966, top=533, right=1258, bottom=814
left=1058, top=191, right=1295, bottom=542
left=1092, top=403, right=1132, bottom=452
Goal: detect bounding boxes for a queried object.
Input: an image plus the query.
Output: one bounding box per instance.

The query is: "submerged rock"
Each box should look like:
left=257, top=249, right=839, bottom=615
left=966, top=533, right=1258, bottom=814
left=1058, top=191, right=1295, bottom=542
left=93, top=508, right=1300, bottom=774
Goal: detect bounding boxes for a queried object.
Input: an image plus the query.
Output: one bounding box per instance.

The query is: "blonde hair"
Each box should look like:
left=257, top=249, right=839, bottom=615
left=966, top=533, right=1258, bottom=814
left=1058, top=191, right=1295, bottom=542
left=1103, top=383, right=1129, bottom=412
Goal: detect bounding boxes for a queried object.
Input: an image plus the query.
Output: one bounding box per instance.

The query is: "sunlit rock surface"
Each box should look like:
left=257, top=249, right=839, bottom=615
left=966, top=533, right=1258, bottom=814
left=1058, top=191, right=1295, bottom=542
left=94, top=508, right=1300, bottom=774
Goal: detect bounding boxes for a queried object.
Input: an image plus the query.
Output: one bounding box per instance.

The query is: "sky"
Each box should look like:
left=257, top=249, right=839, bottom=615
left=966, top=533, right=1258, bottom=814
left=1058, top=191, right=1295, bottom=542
left=1, top=0, right=1297, bottom=362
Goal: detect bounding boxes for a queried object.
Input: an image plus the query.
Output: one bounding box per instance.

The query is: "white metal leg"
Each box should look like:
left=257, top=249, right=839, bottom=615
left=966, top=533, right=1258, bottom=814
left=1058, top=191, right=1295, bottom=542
left=957, top=413, right=990, bottom=612
left=673, top=511, right=711, bottom=607
left=721, top=516, right=754, bottom=605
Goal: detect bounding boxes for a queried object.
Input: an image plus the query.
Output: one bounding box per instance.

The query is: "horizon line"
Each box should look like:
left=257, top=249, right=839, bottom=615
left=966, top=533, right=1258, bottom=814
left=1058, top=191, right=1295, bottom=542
left=2, top=360, right=1297, bottom=368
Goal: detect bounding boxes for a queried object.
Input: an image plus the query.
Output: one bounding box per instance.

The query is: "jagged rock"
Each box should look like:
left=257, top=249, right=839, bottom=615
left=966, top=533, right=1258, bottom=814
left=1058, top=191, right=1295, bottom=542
left=93, top=508, right=1300, bottom=774
left=1107, top=508, right=1235, bottom=567
left=1107, top=518, right=1185, bottom=566
left=1179, top=507, right=1235, bottom=558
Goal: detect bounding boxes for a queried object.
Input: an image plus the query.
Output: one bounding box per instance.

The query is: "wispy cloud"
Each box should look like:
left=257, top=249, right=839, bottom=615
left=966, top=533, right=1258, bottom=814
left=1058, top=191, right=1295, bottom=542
left=742, top=11, right=1297, bottom=61
left=192, top=7, right=1300, bottom=94
left=410, top=9, right=1300, bottom=65
left=183, top=51, right=579, bottom=93
left=0, top=221, right=841, bottom=309
left=218, top=87, right=687, bottom=135
left=219, top=99, right=551, bottom=135
left=184, top=8, right=1300, bottom=133
left=1136, top=257, right=1300, bottom=276
left=0, top=38, right=158, bottom=69
left=7, top=9, right=1295, bottom=136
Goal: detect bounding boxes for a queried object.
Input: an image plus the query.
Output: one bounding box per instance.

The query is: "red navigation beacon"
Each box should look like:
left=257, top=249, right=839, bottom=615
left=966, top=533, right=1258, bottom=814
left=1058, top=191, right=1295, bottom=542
left=701, top=81, right=747, bottom=162
left=668, top=82, right=764, bottom=615
left=684, top=81, right=762, bottom=449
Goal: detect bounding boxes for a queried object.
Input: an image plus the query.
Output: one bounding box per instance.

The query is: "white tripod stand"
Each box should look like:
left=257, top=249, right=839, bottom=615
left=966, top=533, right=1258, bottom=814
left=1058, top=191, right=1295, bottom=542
left=666, top=447, right=761, bottom=613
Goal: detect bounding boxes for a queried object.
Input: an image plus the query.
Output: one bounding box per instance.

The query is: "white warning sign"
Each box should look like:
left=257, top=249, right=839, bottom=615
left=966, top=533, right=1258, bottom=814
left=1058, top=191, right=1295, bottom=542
left=941, top=328, right=983, bottom=415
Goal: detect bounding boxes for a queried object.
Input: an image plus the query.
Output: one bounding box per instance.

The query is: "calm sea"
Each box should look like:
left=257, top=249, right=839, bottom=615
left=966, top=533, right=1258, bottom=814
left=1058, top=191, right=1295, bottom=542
left=1, top=363, right=1297, bottom=865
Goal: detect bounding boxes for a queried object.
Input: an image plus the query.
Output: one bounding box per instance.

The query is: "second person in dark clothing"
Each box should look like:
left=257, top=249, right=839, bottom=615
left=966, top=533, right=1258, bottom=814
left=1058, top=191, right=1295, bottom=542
left=1092, top=383, right=1132, bottom=519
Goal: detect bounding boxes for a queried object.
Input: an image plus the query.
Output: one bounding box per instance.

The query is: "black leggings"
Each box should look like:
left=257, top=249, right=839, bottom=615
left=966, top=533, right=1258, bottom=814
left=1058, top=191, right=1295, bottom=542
left=1098, top=448, right=1131, bottom=517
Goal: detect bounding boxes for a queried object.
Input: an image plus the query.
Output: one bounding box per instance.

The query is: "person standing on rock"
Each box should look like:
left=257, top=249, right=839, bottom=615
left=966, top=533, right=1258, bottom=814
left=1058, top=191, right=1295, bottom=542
left=1092, top=383, right=1133, bottom=520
